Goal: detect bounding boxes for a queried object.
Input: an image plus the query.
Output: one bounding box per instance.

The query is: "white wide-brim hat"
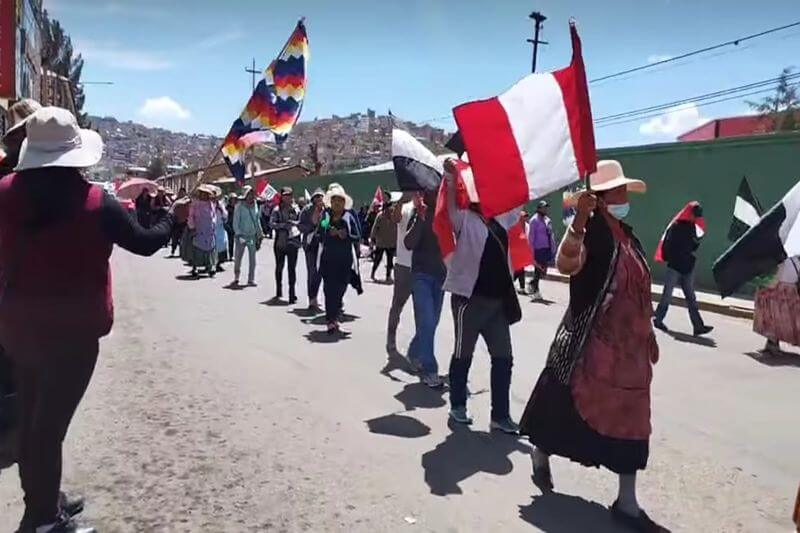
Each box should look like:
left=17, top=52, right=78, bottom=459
left=589, top=160, right=646, bottom=193
left=324, top=185, right=353, bottom=210
left=15, top=107, right=103, bottom=171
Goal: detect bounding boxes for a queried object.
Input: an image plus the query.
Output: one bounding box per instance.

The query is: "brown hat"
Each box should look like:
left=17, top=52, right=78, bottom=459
left=3, top=99, right=43, bottom=141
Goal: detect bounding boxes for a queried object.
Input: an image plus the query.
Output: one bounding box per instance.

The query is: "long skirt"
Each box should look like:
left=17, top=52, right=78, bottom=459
left=754, top=283, right=800, bottom=346
left=192, top=246, right=218, bottom=272
left=180, top=228, right=194, bottom=264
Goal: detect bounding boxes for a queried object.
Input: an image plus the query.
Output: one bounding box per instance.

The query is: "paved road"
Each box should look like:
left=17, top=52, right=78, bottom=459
left=1, top=246, right=798, bottom=532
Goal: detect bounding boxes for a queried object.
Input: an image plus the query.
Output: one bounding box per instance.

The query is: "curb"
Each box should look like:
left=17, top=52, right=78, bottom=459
left=544, top=273, right=754, bottom=320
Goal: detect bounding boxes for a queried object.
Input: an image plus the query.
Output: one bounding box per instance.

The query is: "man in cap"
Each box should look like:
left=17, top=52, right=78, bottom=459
left=528, top=200, right=557, bottom=301
left=299, top=188, right=325, bottom=310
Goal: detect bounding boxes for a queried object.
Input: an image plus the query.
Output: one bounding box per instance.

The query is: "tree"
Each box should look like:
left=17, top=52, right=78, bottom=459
left=147, top=156, right=166, bottom=180
left=747, top=67, right=799, bottom=132
left=40, top=10, right=88, bottom=126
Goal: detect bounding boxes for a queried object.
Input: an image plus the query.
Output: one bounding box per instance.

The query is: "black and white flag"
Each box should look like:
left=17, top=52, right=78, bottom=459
left=727, top=176, right=763, bottom=242
left=714, top=180, right=800, bottom=297
left=392, top=129, right=443, bottom=192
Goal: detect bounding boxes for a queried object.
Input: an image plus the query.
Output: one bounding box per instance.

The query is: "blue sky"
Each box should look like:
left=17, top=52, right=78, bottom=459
left=46, top=0, right=799, bottom=148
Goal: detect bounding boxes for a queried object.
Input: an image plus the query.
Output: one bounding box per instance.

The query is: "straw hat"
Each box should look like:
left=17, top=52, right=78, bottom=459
left=324, top=184, right=353, bottom=210
left=15, top=107, right=103, bottom=171
left=589, top=160, right=646, bottom=193
left=197, top=183, right=217, bottom=196
left=3, top=99, right=42, bottom=141
left=238, top=185, right=254, bottom=200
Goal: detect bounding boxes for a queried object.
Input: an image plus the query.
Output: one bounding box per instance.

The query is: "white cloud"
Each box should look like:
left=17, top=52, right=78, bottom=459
left=194, top=30, right=245, bottom=51
left=647, top=54, right=673, bottom=64
left=74, top=39, right=172, bottom=71
left=138, top=97, right=192, bottom=126
left=639, top=103, right=709, bottom=138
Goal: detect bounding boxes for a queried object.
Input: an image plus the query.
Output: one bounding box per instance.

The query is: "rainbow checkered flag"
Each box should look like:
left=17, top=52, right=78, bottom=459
left=222, top=20, right=309, bottom=183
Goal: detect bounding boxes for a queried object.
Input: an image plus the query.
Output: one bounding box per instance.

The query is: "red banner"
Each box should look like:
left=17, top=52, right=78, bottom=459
left=0, top=0, right=15, bottom=99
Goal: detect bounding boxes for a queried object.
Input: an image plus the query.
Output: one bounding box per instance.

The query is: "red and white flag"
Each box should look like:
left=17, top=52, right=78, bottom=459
left=453, top=22, right=597, bottom=218
left=371, top=185, right=385, bottom=209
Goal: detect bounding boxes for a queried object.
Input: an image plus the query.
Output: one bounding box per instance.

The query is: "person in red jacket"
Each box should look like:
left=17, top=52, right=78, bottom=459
left=0, top=107, right=188, bottom=533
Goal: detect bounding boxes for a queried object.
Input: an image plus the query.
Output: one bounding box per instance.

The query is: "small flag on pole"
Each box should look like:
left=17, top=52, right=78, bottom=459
left=452, top=22, right=597, bottom=218
left=222, top=20, right=309, bottom=184
left=371, top=186, right=385, bottom=209
left=714, top=180, right=800, bottom=297
left=304, top=189, right=311, bottom=202
left=728, top=176, right=763, bottom=242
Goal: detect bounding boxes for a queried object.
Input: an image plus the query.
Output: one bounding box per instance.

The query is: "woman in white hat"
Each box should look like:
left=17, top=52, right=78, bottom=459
left=318, top=185, right=361, bottom=334
left=188, top=184, right=219, bottom=277
left=0, top=107, right=188, bottom=533
left=519, top=160, right=663, bottom=531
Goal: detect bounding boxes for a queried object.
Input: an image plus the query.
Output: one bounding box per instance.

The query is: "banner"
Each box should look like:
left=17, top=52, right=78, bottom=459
left=0, top=0, right=15, bottom=99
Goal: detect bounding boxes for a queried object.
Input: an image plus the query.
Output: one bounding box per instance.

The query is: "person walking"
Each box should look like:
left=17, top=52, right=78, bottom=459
left=520, top=160, right=663, bottom=532
left=214, top=196, right=229, bottom=270
left=232, top=186, right=263, bottom=287
left=135, top=189, right=152, bottom=229
left=270, top=187, right=301, bottom=303
left=0, top=106, right=189, bottom=533
left=224, top=194, right=237, bottom=261
left=405, top=189, right=447, bottom=388
left=187, top=184, right=218, bottom=277
left=512, top=211, right=531, bottom=294
left=370, top=202, right=397, bottom=282
left=528, top=200, right=557, bottom=301
left=386, top=198, right=415, bottom=352
left=299, top=188, right=325, bottom=310
left=653, top=201, right=713, bottom=337
left=753, top=256, right=800, bottom=355
left=318, top=185, right=361, bottom=334
left=440, top=160, right=522, bottom=434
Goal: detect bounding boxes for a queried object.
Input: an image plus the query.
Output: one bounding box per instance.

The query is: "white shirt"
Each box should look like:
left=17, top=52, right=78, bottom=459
left=395, top=203, right=415, bottom=268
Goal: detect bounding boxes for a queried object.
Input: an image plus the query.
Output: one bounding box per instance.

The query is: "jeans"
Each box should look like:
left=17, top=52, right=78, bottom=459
left=371, top=248, right=395, bottom=279
left=448, top=294, right=513, bottom=421
left=274, top=244, right=298, bottom=298
left=408, top=272, right=444, bottom=375
left=234, top=238, right=257, bottom=283
left=387, top=265, right=412, bottom=343
left=304, top=245, right=322, bottom=302
left=4, top=333, right=98, bottom=527
left=654, top=267, right=704, bottom=329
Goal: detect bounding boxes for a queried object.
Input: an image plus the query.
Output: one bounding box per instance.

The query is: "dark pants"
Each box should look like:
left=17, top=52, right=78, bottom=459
left=532, top=248, right=552, bottom=293
left=304, top=245, right=322, bottom=302
left=371, top=248, right=395, bottom=279
left=448, top=294, right=513, bottom=422
left=654, top=267, right=705, bottom=329
left=323, top=275, right=349, bottom=323
left=274, top=245, right=298, bottom=298
left=513, top=270, right=525, bottom=291
left=170, top=222, right=186, bottom=256
left=4, top=333, right=98, bottom=527
left=226, top=229, right=235, bottom=259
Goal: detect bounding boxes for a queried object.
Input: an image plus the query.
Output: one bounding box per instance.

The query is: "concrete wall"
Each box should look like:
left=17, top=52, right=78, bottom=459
left=272, top=132, right=800, bottom=294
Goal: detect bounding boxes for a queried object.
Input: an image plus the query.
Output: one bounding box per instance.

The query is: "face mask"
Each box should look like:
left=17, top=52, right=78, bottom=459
left=606, top=202, right=630, bottom=220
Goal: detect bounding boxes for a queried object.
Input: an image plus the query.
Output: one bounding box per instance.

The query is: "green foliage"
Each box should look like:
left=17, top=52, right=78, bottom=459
left=40, top=10, right=87, bottom=126
left=747, top=68, right=799, bottom=132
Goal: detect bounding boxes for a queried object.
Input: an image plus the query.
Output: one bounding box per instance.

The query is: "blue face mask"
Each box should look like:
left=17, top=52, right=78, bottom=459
left=606, top=202, right=630, bottom=220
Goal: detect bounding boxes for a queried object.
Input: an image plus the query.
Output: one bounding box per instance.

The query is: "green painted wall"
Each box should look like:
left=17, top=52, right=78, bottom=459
left=274, top=133, right=800, bottom=294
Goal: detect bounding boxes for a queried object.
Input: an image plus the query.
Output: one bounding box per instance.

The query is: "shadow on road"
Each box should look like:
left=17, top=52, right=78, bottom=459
left=261, top=298, right=290, bottom=307
left=290, top=307, right=323, bottom=318
left=394, top=382, right=447, bottom=411
left=529, top=298, right=556, bottom=306
left=666, top=330, right=716, bottom=348
left=175, top=274, right=201, bottom=281
left=222, top=282, right=245, bottom=291
left=380, top=348, right=417, bottom=383
left=518, top=492, right=625, bottom=533
left=745, top=351, right=800, bottom=368
left=365, top=413, right=431, bottom=438
left=421, top=421, right=530, bottom=496
left=303, top=313, right=360, bottom=326
left=304, top=330, right=352, bottom=344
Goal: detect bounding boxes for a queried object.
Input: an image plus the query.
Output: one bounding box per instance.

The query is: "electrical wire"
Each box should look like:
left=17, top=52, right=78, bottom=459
left=589, top=20, right=800, bottom=84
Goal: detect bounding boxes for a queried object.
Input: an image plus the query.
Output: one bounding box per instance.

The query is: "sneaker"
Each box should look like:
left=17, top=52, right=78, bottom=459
left=652, top=319, right=668, bottom=332
left=449, top=407, right=473, bottom=425
left=247, top=280, right=257, bottom=287
left=231, top=279, right=240, bottom=287
left=490, top=417, right=520, bottom=434
left=693, top=325, right=714, bottom=337
left=327, top=322, right=339, bottom=335
left=421, top=373, right=444, bottom=388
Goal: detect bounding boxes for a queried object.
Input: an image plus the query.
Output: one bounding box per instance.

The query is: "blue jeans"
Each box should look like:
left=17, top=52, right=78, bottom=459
left=654, top=267, right=704, bottom=329
left=408, top=273, right=444, bottom=375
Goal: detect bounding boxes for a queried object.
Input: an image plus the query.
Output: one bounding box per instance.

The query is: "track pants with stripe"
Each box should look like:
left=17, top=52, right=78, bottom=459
left=448, top=294, right=513, bottom=422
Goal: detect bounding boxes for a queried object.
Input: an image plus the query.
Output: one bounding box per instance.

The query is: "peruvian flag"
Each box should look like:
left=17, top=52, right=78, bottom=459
left=371, top=185, right=385, bottom=209
left=452, top=22, right=597, bottom=218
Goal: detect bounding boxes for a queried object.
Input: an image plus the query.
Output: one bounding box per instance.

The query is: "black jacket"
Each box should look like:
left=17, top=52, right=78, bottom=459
left=662, top=220, right=699, bottom=275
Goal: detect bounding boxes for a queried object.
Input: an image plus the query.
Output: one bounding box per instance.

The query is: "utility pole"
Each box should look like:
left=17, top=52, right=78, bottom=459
left=245, top=58, right=259, bottom=91
left=527, top=11, right=548, bottom=73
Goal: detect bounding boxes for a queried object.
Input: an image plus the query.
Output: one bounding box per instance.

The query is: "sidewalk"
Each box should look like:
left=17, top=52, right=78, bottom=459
left=545, top=272, right=754, bottom=319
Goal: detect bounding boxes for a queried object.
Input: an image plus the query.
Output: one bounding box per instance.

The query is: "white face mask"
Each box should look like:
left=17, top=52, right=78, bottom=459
left=606, top=202, right=630, bottom=220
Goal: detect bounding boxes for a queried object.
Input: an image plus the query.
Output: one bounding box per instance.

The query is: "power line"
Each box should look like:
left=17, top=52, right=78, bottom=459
left=595, top=73, right=800, bottom=123
left=595, top=82, right=800, bottom=129
left=589, top=20, right=800, bottom=84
